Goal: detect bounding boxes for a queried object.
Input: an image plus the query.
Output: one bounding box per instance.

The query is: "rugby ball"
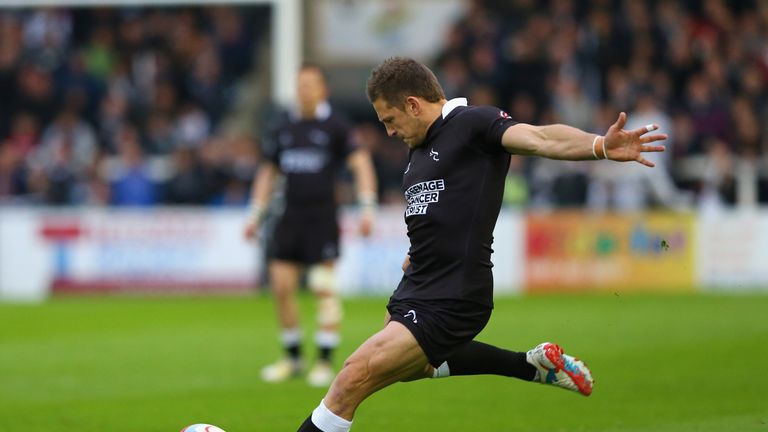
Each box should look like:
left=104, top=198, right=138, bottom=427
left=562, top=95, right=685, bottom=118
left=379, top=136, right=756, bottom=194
left=180, top=424, right=226, bottom=432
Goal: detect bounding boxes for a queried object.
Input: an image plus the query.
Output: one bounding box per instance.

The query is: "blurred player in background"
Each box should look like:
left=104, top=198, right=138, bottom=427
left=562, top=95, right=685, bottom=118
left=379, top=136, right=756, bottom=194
left=297, top=57, right=667, bottom=431
left=245, top=63, right=378, bottom=387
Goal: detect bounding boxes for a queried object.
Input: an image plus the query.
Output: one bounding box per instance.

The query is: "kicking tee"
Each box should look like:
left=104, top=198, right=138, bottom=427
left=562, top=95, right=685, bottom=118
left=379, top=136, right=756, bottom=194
left=392, top=98, right=517, bottom=308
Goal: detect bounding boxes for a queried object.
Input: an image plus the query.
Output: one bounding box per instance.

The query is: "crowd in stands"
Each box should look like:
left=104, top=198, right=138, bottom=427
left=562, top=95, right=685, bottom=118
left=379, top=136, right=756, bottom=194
left=2, top=1, right=768, bottom=212
left=0, top=6, right=265, bottom=206
left=431, top=0, right=768, bottom=210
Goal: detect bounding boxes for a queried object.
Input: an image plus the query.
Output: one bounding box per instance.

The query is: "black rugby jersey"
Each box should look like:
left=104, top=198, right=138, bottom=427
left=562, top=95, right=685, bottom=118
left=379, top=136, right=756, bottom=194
left=392, top=98, right=517, bottom=308
left=262, top=103, right=355, bottom=208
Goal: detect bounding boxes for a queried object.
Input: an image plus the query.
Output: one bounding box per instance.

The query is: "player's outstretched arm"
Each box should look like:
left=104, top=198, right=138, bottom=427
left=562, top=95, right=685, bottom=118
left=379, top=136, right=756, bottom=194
left=244, top=161, right=278, bottom=240
left=501, top=112, right=667, bottom=166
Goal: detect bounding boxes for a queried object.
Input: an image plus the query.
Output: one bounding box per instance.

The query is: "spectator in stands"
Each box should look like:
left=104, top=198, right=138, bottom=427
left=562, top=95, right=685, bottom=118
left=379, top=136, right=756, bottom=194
left=13, top=61, right=58, bottom=128
left=108, top=125, right=157, bottom=206
left=699, top=137, right=737, bottom=213
left=163, top=147, right=207, bottom=205
left=34, top=108, right=97, bottom=176
left=0, top=142, right=30, bottom=200
left=173, top=102, right=211, bottom=150
left=97, top=89, right=130, bottom=153
left=4, top=112, right=40, bottom=158
left=208, top=6, right=255, bottom=81
left=143, top=110, right=176, bottom=155
left=186, top=38, right=229, bottom=125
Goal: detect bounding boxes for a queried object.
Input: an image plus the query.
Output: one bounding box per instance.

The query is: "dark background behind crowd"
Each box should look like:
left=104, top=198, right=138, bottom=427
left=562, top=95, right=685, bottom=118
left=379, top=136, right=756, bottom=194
left=1, top=0, right=767, bottom=211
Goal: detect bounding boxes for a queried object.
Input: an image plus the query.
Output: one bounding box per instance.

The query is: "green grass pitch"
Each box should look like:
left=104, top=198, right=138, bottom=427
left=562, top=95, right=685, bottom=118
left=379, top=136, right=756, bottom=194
left=1, top=293, right=767, bottom=431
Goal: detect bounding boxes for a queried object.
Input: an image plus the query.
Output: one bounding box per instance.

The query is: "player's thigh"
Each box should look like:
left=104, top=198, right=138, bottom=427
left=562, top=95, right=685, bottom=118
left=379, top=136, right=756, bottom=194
left=268, top=260, right=302, bottom=295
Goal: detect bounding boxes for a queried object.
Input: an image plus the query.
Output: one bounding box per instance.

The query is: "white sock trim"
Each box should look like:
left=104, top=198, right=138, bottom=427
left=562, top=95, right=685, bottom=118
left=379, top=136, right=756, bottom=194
left=315, top=330, right=340, bottom=348
left=280, top=328, right=302, bottom=346
left=432, top=361, right=450, bottom=378
left=311, top=399, right=352, bottom=432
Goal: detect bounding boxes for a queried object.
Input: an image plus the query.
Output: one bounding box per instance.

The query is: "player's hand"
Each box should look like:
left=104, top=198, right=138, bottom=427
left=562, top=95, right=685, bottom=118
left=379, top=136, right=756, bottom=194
left=602, top=112, right=667, bottom=167
left=243, top=220, right=260, bottom=241
left=401, top=254, right=410, bottom=272
left=359, top=211, right=374, bottom=237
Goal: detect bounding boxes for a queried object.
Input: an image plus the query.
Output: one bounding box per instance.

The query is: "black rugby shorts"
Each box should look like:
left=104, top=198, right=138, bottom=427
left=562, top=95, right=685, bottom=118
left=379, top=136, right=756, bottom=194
left=270, top=206, right=340, bottom=264
left=387, top=297, right=492, bottom=367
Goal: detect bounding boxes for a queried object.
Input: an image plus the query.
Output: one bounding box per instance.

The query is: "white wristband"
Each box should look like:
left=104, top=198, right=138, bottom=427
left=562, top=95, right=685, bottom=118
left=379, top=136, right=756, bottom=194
left=591, top=135, right=601, bottom=160
left=248, top=203, right=265, bottom=224
left=358, top=191, right=378, bottom=214
left=599, top=136, right=611, bottom=160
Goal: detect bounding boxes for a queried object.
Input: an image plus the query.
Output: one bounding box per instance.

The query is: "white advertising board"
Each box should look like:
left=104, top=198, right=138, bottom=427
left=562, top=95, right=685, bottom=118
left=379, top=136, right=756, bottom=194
left=0, top=206, right=525, bottom=300
left=0, top=209, right=53, bottom=301
left=0, top=208, right=260, bottom=300
left=491, top=209, right=525, bottom=295
left=337, top=206, right=409, bottom=296
left=697, top=211, right=768, bottom=291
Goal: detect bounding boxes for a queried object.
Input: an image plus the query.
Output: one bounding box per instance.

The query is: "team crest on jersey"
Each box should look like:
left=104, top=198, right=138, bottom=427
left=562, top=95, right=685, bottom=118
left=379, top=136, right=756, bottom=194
left=404, top=179, right=445, bottom=216
left=430, top=148, right=440, bottom=161
left=499, top=110, right=510, bottom=119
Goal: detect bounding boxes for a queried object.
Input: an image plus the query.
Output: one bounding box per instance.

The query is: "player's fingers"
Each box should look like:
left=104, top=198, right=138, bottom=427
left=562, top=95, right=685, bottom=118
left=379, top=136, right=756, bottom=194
left=613, top=112, right=627, bottom=131
left=634, top=123, right=659, bottom=136
left=244, top=224, right=257, bottom=240
left=359, top=214, right=374, bottom=237
left=640, top=144, right=666, bottom=153
left=636, top=156, right=656, bottom=168
left=640, top=134, right=668, bottom=143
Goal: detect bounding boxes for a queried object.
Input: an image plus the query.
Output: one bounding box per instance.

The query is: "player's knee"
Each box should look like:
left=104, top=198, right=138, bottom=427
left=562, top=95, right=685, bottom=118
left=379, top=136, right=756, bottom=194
left=317, top=295, right=342, bottom=326
left=331, top=355, right=374, bottom=400
left=308, top=265, right=336, bottom=294
left=320, top=352, right=373, bottom=416
left=310, top=265, right=341, bottom=326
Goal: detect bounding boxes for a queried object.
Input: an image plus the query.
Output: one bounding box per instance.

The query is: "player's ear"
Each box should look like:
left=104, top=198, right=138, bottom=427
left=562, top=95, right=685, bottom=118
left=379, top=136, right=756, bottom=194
left=405, top=96, right=421, bottom=116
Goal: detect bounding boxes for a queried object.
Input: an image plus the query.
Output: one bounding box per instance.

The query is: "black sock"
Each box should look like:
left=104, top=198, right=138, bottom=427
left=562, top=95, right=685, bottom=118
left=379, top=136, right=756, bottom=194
left=286, top=343, right=302, bottom=361
left=443, top=341, right=536, bottom=381
left=318, top=346, right=333, bottom=363
left=297, top=415, right=322, bottom=432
